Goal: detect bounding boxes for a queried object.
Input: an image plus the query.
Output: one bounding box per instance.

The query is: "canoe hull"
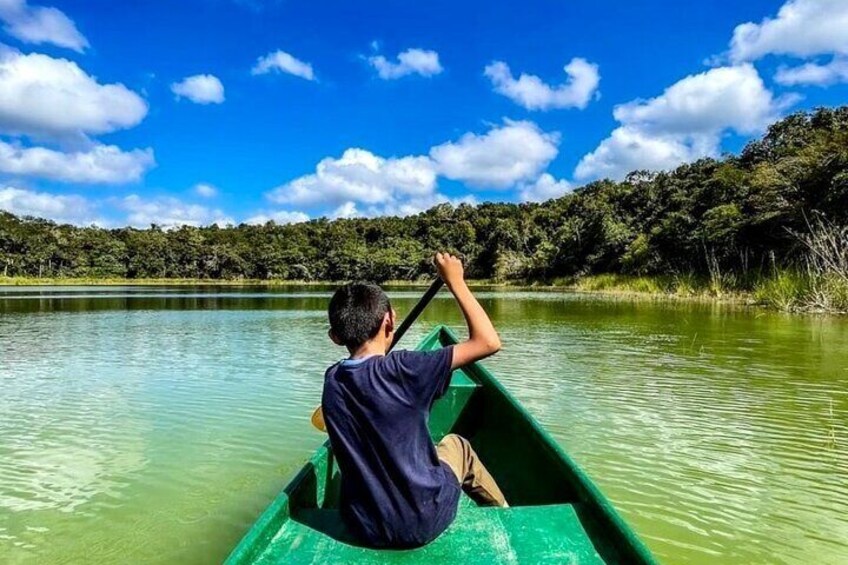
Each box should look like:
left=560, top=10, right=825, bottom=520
left=225, top=325, right=657, bottom=564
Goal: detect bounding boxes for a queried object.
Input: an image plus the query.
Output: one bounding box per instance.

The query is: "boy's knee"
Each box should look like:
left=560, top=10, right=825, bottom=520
left=441, top=433, right=461, bottom=444
left=437, top=433, right=461, bottom=453
left=441, top=434, right=478, bottom=461
left=440, top=433, right=471, bottom=452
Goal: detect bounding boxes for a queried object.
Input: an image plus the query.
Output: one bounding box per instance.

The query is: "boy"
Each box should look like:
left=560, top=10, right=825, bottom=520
left=322, top=252, right=507, bottom=549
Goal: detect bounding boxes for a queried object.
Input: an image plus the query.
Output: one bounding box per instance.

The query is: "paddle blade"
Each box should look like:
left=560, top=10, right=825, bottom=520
left=311, top=406, right=327, bottom=432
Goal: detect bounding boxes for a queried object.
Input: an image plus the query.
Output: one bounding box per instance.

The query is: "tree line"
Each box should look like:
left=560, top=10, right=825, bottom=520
left=2, top=107, right=847, bottom=284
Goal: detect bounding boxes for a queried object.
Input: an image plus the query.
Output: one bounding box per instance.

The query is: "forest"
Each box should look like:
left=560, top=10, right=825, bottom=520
left=2, top=107, right=847, bottom=309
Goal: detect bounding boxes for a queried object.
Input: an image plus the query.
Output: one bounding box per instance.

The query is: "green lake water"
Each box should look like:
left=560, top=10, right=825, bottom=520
left=1, top=286, right=847, bottom=564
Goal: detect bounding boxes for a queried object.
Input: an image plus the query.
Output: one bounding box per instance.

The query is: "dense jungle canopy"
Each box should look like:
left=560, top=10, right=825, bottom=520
left=2, top=107, right=847, bottom=283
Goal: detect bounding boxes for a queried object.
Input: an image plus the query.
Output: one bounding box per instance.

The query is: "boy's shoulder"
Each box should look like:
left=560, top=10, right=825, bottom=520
left=388, top=346, right=453, bottom=374
left=324, top=359, right=342, bottom=376
left=388, top=346, right=449, bottom=362
left=325, top=347, right=452, bottom=381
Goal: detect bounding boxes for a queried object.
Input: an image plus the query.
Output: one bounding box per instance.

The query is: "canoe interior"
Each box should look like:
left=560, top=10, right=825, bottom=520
left=226, top=325, right=656, bottom=564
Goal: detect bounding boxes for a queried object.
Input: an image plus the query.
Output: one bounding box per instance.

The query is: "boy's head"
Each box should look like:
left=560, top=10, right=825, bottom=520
left=328, top=282, right=395, bottom=353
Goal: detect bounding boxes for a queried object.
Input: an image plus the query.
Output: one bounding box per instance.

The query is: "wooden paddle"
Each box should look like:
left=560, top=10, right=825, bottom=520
left=310, top=278, right=445, bottom=432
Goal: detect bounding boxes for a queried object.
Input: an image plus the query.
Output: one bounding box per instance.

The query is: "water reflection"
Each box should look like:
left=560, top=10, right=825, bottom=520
left=1, top=286, right=847, bottom=564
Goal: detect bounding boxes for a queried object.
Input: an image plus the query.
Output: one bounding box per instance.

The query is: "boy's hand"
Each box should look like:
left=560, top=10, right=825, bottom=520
left=435, top=252, right=464, bottom=288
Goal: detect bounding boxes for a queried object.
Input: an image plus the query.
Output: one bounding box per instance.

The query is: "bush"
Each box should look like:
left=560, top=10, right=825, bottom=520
left=754, top=271, right=809, bottom=311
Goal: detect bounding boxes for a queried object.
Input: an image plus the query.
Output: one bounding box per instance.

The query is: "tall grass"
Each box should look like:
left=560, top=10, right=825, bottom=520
left=753, top=271, right=810, bottom=311
left=754, top=218, right=848, bottom=313
left=796, top=217, right=848, bottom=312
left=568, top=220, right=848, bottom=313
left=567, top=273, right=671, bottom=294
left=561, top=272, right=741, bottom=298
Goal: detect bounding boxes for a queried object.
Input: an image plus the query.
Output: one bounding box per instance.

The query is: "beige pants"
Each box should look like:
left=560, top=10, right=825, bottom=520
left=436, top=434, right=507, bottom=507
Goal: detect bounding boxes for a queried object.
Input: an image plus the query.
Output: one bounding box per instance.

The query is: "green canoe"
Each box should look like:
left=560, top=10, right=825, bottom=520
left=226, top=325, right=657, bottom=564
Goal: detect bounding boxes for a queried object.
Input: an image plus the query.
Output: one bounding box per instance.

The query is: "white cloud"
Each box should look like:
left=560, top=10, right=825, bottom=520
left=728, top=0, right=848, bottom=63
left=430, top=120, right=559, bottom=188
left=575, top=128, right=705, bottom=181
left=0, top=185, right=98, bottom=224
left=0, top=186, right=96, bottom=224
left=0, top=0, right=88, bottom=52
left=268, top=149, right=437, bottom=206
left=366, top=194, right=478, bottom=218
left=193, top=183, right=218, bottom=198
left=775, top=57, right=848, bottom=85
left=117, top=195, right=234, bottom=228
left=330, top=193, right=478, bottom=219
left=251, top=50, right=314, bottom=80
left=484, top=58, right=600, bottom=110
left=244, top=209, right=309, bottom=225
left=0, top=48, right=148, bottom=141
left=404, top=194, right=476, bottom=215
left=0, top=140, right=154, bottom=183
left=576, top=65, right=792, bottom=181
left=0, top=49, right=153, bottom=184
left=368, top=48, right=443, bottom=79
left=612, top=65, right=782, bottom=136
left=518, top=173, right=571, bottom=202
left=2, top=188, right=279, bottom=228
left=330, top=201, right=359, bottom=219
left=171, top=74, right=224, bottom=104
left=266, top=120, right=559, bottom=216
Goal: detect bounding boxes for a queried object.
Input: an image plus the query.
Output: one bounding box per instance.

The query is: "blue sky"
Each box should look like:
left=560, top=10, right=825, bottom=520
left=0, top=0, right=846, bottom=226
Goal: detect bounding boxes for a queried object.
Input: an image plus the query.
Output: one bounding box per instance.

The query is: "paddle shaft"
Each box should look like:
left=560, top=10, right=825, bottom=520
left=389, top=278, right=444, bottom=352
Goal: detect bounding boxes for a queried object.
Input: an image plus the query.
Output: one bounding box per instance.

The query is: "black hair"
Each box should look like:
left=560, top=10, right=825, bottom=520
left=328, top=282, right=391, bottom=349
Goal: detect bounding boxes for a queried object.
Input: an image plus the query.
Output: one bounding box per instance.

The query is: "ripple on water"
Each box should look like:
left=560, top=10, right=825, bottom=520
left=489, top=311, right=848, bottom=564
left=2, top=292, right=848, bottom=564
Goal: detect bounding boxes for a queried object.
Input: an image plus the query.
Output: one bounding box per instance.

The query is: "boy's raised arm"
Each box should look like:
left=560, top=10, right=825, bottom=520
left=435, top=252, right=502, bottom=370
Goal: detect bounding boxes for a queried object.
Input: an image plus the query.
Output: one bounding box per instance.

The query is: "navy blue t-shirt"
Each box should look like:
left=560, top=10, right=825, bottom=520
left=321, top=346, right=460, bottom=548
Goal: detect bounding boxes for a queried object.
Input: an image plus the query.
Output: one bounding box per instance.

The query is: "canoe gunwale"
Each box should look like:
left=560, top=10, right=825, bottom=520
left=431, top=325, right=656, bottom=563
left=225, top=442, right=330, bottom=564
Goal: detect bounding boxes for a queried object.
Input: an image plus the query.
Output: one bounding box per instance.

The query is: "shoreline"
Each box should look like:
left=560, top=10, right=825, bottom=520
left=0, top=274, right=756, bottom=301
left=2, top=275, right=843, bottom=314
